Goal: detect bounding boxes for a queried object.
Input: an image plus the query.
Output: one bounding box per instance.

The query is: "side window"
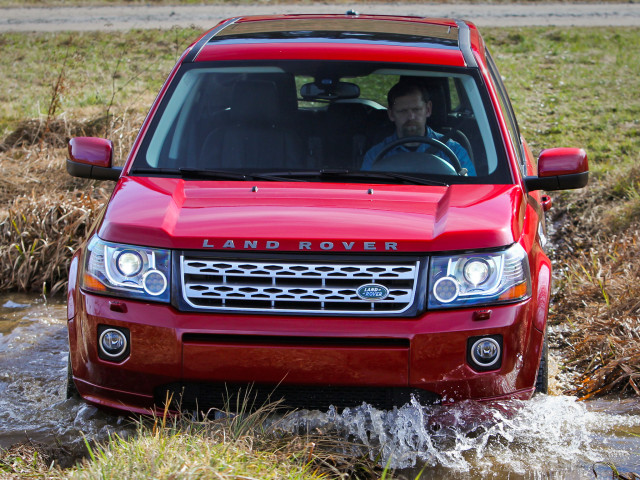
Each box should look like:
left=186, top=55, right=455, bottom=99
left=486, top=50, right=526, bottom=173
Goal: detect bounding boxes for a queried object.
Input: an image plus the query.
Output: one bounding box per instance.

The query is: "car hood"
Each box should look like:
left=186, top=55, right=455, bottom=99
left=98, top=177, right=525, bottom=252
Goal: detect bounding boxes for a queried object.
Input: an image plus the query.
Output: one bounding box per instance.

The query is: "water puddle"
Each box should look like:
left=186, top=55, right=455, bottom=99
left=1, top=293, right=639, bottom=477
left=0, top=294, right=129, bottom=460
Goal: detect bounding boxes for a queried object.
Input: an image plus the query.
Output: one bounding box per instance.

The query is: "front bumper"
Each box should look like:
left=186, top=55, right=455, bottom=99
left=68, top=291, right=543, bottom=414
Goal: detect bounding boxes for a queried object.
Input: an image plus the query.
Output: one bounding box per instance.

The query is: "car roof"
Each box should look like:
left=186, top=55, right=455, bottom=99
left=186, top=14, right=484, bottom=68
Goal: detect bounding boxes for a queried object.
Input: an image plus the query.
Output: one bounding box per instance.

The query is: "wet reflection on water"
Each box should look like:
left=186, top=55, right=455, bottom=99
left=1, top=293, right=639, bottom=477
left=0, top=294, right=130, bottom=456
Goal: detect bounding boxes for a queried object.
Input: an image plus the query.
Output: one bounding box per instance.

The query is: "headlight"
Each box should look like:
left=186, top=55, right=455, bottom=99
left=81, top=236, right=171, bottom=302
left=428, top=243, right=531, bottom=309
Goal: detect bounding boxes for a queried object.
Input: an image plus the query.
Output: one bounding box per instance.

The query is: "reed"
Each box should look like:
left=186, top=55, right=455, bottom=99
left=0, top=396, right=385, bottom=479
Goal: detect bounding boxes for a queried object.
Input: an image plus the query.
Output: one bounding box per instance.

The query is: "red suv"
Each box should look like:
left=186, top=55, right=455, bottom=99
left=66, top=14, right=588, bottom=414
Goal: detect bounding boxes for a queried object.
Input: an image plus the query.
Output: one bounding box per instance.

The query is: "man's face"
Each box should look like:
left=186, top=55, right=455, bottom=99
left=388, top=90, right=432, bottom=138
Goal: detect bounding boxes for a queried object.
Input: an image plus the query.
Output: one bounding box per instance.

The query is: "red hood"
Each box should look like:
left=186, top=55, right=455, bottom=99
left=98, top=177, right=525, bottom=253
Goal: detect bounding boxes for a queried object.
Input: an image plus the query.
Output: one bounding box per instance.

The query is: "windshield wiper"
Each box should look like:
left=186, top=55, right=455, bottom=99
left=130, top=167, right=448, bottom=186
left=259, top=169, right=449, bottom=187
left=178, top=168, right=248, bottom=180
left=131, top=167, right=307, bottom=182
left=130, top=167, right=249, bottom=180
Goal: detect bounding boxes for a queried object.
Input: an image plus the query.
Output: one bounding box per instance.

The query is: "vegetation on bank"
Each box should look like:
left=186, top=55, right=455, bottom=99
left=0, top=400, right=387, bottom=479
left=481, top=28, right=640, bottom=399
left=0, top=25, right=639, bottom=479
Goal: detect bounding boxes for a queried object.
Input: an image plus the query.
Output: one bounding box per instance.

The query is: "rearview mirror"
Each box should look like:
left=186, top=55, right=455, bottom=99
left=300, top=81, right=360, bottom=100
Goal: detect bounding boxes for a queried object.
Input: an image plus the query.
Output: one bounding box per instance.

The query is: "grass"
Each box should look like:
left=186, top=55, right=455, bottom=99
left=0, top=29, right=200, bottom=138
left=0, top=398, right=387, bottom=479
left=480, top=27, right=640, bottom=399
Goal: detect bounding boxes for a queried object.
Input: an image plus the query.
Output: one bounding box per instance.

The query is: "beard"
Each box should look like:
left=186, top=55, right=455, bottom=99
left=400, top=121, right=424, bottom=138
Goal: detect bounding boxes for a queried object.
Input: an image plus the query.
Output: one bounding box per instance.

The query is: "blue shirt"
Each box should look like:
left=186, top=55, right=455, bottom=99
left=362, top=127, right=476, bottom=176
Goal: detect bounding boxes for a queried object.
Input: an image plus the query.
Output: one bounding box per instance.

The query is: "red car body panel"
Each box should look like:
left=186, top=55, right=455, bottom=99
left=195, top=43, right=466, bottom=66
left=67, top=288, right=544, bottom=413
left=98, top=179, right=524, bottom=252
left=65, top=14, right=587, bottom=414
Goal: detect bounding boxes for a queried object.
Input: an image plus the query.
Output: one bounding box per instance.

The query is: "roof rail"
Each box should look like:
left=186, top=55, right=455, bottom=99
left=455, top=20, right=477, bottom=68
left=184, top=17, right=241, bottom=63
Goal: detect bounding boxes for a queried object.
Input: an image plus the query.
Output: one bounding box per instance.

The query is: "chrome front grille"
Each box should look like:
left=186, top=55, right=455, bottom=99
left=180, top=256, right=420, bottom=314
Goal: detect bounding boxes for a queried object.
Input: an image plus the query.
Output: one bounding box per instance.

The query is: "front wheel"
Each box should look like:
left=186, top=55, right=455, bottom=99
left=66, top=353, right=79, bottom=399
left=534, top=338, right=549, bottom=395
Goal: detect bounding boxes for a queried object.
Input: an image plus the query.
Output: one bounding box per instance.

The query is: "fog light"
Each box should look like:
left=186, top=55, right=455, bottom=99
left=433, top=276, right=460, bottom=303
left=99, top=328, right=128, bottom=358
left=471, top=337, right=501, bottom=368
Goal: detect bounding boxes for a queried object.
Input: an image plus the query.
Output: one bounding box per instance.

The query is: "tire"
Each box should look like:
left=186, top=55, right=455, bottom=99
left=66, top=353, right=80, bottom=399
left=534, top=337, right=549, bottom=395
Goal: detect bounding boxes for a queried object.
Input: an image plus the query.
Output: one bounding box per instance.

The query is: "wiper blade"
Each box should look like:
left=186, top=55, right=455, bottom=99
left=359, top=171, right=449, bottom=187
left=262, top=169, right=449, bottom=186
left=246, top=172, right=307, bottom=182
left=130, top=167, right=247, bottom=180
left=178, top=168, right=248, bottom=180
left=131, top=167, right=306, bottom=182
left=130, top=167, right=447, bottom=186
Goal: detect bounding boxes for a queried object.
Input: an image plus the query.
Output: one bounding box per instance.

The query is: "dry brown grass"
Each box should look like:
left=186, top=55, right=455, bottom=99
left=551, top=213, right=640, bottom=399
left=0, top=187, right=106, bottom=294
left=548, top=166, right=640, bottom=398
left=0, top=110, right=143, bottom=294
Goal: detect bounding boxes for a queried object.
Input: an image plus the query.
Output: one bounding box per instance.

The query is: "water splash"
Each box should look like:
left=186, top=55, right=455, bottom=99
left=279, top=395, right=640, bottom=477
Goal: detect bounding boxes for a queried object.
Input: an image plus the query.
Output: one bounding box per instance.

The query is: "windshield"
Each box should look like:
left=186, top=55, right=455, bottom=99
left=133, top=60, right=511, bottom=184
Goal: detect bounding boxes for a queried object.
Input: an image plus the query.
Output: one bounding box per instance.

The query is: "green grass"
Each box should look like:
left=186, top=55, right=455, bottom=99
left=484, top=27, right=640, bottom=230
left=0, top=28, right=200, bottom=137
left=485, top=28, right=639, bottom=167
left=0, top=400, right=386, bottom=479
left=3, top=26, right=639, bottom=162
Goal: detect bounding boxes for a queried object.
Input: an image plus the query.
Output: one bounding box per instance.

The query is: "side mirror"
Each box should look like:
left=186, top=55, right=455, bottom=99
left=67, top=137, right=122, bottom=181
left=525, top=148, right=588, bottom=191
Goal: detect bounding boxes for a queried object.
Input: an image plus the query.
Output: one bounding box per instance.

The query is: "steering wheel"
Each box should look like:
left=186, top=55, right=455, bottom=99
left=371, top=136, right=463, bottom=175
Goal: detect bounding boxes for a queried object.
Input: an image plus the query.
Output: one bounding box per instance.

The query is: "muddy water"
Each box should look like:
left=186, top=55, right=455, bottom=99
left=1, top=293, right=639, bottom=477
left=0, top=294, right=130, bottom=459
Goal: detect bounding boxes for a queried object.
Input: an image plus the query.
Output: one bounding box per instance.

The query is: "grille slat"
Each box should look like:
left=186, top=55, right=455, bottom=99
left=181, top=257, right=420, bottom=314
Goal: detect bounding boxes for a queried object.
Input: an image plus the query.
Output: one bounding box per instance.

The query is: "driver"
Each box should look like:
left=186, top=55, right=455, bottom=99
left=361, top=80, right=476, bottom=175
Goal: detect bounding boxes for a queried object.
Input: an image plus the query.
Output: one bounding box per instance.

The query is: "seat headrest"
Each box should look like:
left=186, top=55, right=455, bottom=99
left=426, top=83, right=447, bottom=128
left=247, top=73, right=298, bottom=116
left=230, top=80, right=280, bottom=125
left=326, top=102, right=368, bottom=131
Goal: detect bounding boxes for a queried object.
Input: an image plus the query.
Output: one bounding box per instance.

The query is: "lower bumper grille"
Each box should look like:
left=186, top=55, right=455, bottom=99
left=155, top=383, right=440, bottom=411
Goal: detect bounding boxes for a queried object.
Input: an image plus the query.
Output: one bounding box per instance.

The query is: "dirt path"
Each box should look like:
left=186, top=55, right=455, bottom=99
left=1, top=3, right=640, bottom=32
